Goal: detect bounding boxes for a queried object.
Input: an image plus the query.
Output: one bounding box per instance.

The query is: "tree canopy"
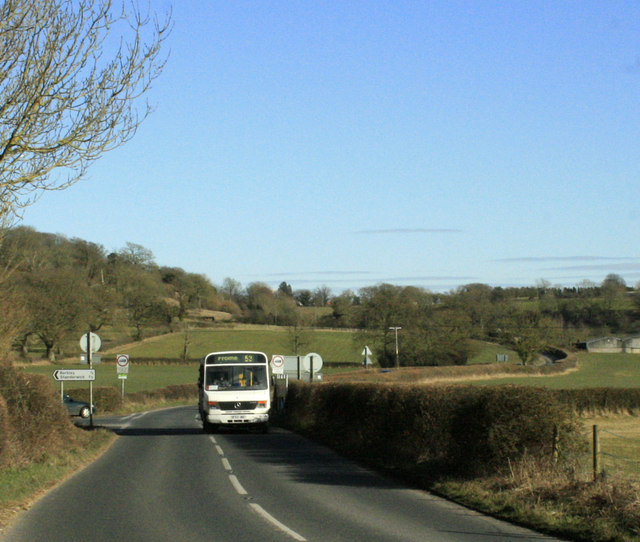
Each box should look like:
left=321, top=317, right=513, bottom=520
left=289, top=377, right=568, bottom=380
left=0, top=0, right=171, bottom=223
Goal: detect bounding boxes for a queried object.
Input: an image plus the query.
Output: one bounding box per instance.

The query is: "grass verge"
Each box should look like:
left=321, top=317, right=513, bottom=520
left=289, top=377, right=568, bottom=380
left=0, top=428, right=115, bottom=533
left=432, top=462, right=640, bottom=541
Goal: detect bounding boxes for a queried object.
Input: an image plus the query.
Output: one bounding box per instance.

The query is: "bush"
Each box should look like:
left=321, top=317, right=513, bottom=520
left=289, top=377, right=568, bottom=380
left=0, top=363, right=76, bottom=467
left=70, top=386, right=123, bottom=413
left=125, top=383, right=197, bottom=404
left=282, top=382, right=584, bottom=479
left=556, top=388, right=640, bottom=414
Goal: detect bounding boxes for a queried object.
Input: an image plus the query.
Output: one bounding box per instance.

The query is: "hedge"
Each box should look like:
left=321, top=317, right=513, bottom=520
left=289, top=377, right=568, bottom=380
left=555, top=388, right=640, bottom=414
left=282, top=382, right=584, bottom=479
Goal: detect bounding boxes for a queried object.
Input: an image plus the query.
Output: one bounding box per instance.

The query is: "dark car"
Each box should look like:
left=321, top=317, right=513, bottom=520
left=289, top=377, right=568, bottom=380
left=63, top=394, right=95, bottom=418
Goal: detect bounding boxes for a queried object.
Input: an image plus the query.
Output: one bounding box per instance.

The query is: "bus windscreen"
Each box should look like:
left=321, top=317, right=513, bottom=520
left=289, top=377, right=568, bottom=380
left=205, top=365, right=267, bottom=391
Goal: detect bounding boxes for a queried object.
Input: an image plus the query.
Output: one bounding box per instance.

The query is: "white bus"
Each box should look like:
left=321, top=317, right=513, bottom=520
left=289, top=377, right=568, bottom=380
left=198, top=351, right=270, bottom=433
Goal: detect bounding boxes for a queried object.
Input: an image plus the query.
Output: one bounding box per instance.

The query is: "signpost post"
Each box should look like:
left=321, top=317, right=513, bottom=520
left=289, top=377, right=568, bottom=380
left=80, top=332, right=100, bottom=427
left=362, top=345, right=372, bottom=369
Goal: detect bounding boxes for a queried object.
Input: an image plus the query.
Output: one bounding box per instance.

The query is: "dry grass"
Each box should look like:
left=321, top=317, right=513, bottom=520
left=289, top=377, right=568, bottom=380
left=435, top=453, right=640, bottom=541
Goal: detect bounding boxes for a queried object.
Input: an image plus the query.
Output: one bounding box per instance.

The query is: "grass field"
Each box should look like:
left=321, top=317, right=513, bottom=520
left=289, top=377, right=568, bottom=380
left=468, top=352, right=640, bottom=388
left=582, top=415, right=640, bottom=482
left=20, top=328, right=640, bottom=392
left=22, top=363, right=197, bottom=394
left=104, top=326, right=363, bottom=364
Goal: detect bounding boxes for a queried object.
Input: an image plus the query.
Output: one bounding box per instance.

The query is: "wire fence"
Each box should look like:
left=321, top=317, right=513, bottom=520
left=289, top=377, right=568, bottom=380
left=590, top=424, right=640, bottom=482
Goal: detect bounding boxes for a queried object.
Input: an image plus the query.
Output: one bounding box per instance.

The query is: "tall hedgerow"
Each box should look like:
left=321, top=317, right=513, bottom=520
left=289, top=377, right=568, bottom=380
left=0, top=363, right=76, bottom=467
left=282, top=382, right=585, bottom=479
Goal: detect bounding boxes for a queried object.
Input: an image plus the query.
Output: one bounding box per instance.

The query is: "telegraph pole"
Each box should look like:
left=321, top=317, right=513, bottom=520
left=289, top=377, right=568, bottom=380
left=389, top=327, right=401, bottom=368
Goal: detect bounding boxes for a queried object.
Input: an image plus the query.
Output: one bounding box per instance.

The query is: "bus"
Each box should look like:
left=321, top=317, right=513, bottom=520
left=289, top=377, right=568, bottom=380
left=198, top=351, right=270, bottom=433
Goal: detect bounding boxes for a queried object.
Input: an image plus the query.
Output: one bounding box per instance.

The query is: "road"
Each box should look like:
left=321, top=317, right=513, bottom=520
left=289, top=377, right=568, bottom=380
left=3, top=406, right=562, bottom=542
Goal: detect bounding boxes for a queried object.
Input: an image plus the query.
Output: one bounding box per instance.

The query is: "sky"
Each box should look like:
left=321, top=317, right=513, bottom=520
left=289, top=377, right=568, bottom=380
left=19, top=1, right=640, bottom=294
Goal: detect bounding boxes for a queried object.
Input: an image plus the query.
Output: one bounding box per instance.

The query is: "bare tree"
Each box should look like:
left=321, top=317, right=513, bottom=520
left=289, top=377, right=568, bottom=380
left=0, top=0, right=171, bottom=221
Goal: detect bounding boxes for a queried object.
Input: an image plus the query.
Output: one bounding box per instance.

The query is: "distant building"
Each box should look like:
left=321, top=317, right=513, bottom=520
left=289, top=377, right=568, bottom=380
left=586, top=336, right=640, bottom=354
left=623, top=336, right=640, bottom=354
left=586, top=337, right=624, bottom=353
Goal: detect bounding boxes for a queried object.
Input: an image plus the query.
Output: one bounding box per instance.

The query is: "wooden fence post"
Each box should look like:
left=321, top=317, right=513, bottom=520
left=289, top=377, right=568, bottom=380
left=551, top=424, right=559, bottom=465
left=593, top=424, right=600, bottom=481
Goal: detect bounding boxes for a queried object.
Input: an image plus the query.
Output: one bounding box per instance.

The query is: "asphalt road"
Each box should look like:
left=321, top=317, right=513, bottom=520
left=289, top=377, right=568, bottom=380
left=3, top=406, right=563, bottom=542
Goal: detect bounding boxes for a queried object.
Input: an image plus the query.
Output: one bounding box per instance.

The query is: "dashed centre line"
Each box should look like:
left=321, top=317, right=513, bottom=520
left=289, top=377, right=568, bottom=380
left=208, top=431, right=307, bottom=541
left=228, top=474, right=248, bottom=495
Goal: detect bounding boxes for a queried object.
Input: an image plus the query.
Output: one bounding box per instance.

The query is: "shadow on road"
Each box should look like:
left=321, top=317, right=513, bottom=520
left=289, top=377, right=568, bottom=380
left=114, top=426, right=204, bottom=436
left=223, top=429, right=402, bottom=489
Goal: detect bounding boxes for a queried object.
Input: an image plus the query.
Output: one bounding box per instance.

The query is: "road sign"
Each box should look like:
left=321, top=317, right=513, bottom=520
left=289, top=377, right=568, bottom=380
left=79, top=332, right=101, bottom=353
left=302, top=352, right=323, bottom=373
left=53, top=369, right=96, bottom=382
left=362, top=346, right=372, bottom=356
left=116, top=354, right=130, bottom=374
left=271, top=354, right=285, bottom=375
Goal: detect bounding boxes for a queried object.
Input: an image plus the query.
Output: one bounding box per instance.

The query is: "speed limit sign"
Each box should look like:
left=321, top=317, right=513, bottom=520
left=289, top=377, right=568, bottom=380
left=116, top=354, right=130, bottom=374
left=271, top=355, right=285, bottom=374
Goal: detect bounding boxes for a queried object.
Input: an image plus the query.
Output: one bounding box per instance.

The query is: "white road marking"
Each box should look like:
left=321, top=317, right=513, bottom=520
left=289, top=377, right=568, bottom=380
left=228, top=474, right=247, bottom=495
left=121, top=412, right=146, bottom=430
left=249, top=503, right=307, bottom=541
left=207, top=432, right=304, bottom=540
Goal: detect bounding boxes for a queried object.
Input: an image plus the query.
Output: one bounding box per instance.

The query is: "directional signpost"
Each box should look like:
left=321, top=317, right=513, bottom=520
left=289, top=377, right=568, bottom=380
left=53, top=369, right=96, bottom=381
left=53, top=369, right=96, bottom=405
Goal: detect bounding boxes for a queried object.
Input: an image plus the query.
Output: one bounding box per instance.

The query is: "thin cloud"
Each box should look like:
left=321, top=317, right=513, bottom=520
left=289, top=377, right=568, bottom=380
left=379, top=275, right=476, bottom=282
left=354, top=228, right=462, bottom=235
left=265, top=275, right=477, bottom=286
left=545, top=262, right=640, bottom=273
left=258, top=271, right=373, bottom=278
left=494, top=256, right=636, bottom=263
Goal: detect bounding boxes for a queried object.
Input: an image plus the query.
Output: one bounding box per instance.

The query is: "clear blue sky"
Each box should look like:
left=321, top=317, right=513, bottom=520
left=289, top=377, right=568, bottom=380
left=21, top=1, right=640, bottom=294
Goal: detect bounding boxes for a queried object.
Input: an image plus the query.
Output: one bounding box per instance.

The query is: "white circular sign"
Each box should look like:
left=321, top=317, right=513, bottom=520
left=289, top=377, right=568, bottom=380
left=117, top=354, right=130, bottom=367
left=302, top=352, right=323, bottom=373
left=79, top=332, right=101, bottom=353
left=271, top=355, right=284, bottom=368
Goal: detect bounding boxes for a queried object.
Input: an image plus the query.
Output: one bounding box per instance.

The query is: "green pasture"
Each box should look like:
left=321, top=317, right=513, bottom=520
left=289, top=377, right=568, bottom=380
left=24, top=363, right=198, bottom=394
left=109, top=327, right=362, bottom=364
left=467, top=341, right=518, bottom=365
left=471, top=352, right=640, bottom=389
left=18, top=324, right=640, bottom=393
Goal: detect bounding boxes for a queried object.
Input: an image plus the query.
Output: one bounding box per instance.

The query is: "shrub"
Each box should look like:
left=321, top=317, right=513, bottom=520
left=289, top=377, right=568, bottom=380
left=70, top=386, right=123, bottom=413
left=0, top=364, right=76, bottom=466
left=282, top=382, right=584, bottom=479
left=556, top=388, right=640, bottom=414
